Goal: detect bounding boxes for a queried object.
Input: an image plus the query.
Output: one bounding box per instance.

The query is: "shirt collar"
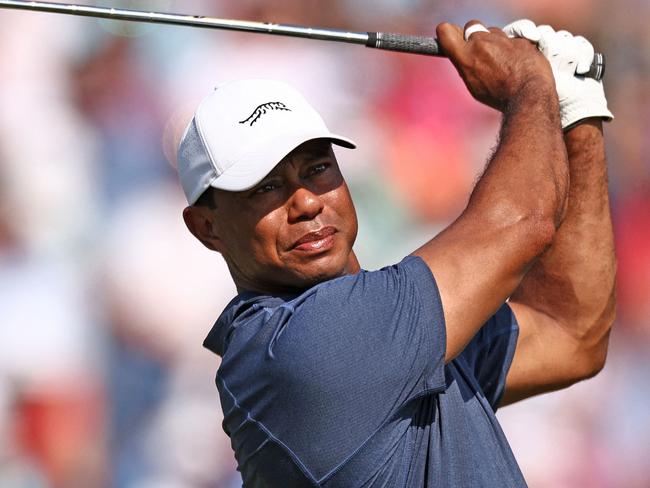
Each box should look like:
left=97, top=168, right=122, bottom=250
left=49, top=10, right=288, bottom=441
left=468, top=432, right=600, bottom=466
left=202, top=291, right=291, bottom=356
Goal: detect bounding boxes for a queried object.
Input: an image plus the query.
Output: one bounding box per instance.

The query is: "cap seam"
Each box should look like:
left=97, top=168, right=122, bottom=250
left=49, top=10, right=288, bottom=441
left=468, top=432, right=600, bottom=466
left=195, top=103, right=223, bottom=174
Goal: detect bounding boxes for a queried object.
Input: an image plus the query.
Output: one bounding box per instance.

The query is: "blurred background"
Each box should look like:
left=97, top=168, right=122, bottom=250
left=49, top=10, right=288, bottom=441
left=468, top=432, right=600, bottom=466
left=0, top=0, right=647, bottom=487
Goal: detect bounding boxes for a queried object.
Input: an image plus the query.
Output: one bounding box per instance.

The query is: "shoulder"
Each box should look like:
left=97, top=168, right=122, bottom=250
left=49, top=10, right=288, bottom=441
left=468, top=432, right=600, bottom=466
left=207, top=255, right=445, bottom=372
left=300, top=255, right=439, bottom=310
left=281, top=256, right=442, bottom=335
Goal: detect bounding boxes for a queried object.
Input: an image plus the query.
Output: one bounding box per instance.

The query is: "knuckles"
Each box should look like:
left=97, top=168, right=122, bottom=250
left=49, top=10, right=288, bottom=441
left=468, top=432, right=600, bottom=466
left=462, top=36, right=553, bottom=108
left=438, top=19, right=557, bottom=111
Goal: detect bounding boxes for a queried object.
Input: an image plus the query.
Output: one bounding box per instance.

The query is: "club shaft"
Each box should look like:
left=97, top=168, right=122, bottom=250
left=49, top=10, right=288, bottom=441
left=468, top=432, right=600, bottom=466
left=0, top=0, right=370, bottom=44
left=0, top=0, right=605, bottom=79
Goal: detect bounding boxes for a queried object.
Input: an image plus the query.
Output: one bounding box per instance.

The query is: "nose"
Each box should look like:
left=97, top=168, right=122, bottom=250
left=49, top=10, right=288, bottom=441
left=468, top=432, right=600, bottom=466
left=287, top=186, right=324, bottom=223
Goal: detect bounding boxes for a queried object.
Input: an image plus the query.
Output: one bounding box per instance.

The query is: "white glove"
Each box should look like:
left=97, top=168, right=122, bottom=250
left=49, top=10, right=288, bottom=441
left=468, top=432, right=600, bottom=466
left=503, top=19, right=613, bottom=130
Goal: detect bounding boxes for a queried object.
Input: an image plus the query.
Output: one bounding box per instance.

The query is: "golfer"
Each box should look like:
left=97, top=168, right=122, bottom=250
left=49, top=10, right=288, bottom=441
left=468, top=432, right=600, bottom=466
left=178, top=19, right=615, bottom=487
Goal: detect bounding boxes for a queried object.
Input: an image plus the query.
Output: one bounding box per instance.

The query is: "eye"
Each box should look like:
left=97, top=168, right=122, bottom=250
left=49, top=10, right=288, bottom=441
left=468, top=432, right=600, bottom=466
left=253, top=181, right=280, bottom=195
left=307, top=162, right=330, bottom=177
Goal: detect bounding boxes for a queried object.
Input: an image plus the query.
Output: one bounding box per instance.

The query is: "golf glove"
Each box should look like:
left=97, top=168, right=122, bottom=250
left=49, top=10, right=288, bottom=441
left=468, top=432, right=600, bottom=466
left=503, top=19, right=613, bottom=130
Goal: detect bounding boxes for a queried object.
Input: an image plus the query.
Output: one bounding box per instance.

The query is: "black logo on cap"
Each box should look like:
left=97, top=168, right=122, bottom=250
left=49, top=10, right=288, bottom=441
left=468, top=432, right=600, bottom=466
left=239, top=102, right=291, bottom=126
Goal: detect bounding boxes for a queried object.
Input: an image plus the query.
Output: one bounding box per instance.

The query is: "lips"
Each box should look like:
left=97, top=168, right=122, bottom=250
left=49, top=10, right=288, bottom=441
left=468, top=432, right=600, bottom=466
left=292, top=226, right=337, bottom=252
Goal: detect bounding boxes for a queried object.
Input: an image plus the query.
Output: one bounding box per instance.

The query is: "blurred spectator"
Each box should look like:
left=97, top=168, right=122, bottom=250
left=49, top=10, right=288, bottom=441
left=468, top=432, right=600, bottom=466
left=72, top=36, right=174, bottom=209
left=99, top=184, right=237, bottom=487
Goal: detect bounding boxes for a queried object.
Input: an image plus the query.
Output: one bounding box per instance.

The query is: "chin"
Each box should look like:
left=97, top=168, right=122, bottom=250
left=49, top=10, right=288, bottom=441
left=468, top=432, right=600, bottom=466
left=291, top=252, right=351, bottom=289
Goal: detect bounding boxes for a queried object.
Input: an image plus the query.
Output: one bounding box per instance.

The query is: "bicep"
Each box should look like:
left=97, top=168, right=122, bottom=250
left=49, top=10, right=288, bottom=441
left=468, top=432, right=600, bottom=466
left=500, top=300, right=592, bottom=406
left=412, top=210, right=553, bottom=363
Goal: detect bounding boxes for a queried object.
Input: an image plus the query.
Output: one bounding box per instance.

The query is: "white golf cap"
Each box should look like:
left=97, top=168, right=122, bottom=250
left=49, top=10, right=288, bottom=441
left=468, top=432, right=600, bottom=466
left=177, top=79, right=356, bottom=205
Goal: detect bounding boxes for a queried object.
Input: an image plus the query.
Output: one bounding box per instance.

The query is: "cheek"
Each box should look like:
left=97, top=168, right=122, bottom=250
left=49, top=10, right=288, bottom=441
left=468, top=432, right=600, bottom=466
left=249, top=211, right=284, bottom=264
left=330, top=186, right=358, bottom=236
left=217, top=208, right=279, bottom=267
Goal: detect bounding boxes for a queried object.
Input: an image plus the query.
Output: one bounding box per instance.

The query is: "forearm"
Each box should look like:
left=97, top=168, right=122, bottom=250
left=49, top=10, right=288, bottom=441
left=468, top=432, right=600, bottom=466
left=419, top=83, right=569, bottom=361
left=510, top=120, right=616, bottom=354
left=416, top=24, right=573, bottom=362
left=497, top=23, right=615, bottom=405
left=468, top=83, right=568, bottom=230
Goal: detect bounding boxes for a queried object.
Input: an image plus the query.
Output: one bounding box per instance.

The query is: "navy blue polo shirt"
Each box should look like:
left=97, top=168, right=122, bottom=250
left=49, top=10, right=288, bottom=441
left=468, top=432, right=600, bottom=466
left=204, top=256, right=527, bottom=487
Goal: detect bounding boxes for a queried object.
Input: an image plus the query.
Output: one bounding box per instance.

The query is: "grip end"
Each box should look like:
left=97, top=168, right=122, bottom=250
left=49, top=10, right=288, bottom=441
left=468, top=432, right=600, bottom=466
left=585, top=52, right=605, bottom=81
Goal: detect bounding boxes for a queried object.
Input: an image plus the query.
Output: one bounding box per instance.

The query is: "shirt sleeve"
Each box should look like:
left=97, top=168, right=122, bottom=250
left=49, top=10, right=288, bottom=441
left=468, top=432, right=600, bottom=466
left=458, top=303, right=519, bottom=411
left=262, top=255, right=446, bottom=481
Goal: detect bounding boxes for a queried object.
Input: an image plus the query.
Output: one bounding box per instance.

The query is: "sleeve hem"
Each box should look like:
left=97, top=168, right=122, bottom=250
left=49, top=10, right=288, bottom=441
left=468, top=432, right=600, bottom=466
left=491, top=303, right=520, bottom=412
left=402, top=256, right=448, bottom=392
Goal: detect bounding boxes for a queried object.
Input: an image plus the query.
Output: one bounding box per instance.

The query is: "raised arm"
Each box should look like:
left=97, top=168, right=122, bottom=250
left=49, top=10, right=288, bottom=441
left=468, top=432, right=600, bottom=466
left=503, top=120, right=616, bottom=404
left=412, top=21, right=569, bottom=362
left=497, top=24, right=616, bottom=405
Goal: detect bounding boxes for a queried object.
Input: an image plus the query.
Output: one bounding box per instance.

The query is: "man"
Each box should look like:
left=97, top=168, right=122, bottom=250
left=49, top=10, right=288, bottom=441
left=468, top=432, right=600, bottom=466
left=178, top=19, right=615, bottom=487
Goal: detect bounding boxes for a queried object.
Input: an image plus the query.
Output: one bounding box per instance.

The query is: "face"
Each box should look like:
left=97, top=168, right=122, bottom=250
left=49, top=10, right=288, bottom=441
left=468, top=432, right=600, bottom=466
left=184, top=139, right=359, bottom=294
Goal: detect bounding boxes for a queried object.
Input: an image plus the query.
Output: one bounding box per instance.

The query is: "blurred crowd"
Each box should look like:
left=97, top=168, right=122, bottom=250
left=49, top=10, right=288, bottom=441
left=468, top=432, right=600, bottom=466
left=0, top=0, right=648, bottom=487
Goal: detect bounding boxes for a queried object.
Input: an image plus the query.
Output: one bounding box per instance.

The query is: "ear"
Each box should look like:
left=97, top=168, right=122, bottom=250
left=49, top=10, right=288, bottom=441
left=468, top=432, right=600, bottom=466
left=182, top=206, right=224, bottom=253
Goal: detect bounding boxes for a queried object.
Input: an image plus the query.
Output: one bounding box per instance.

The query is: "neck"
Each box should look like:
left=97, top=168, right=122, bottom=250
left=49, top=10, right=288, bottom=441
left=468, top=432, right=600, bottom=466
left=233, top=250, right=362, bottom=296
left=345, top=250, right=361, bottom=274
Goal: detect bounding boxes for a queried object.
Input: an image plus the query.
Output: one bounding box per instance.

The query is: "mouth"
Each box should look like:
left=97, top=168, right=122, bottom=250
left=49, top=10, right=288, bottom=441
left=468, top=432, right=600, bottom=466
left=292, top=226, right=337, bottom=253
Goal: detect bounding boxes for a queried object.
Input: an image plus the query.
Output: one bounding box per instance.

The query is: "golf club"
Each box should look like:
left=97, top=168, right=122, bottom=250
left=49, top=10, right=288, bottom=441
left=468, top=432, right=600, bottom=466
left=0, top=0, right=605, bottom=80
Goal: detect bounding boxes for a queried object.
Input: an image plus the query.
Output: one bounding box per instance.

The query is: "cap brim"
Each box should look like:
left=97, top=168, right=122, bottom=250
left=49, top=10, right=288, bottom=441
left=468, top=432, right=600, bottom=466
left=208, top=132, right=356, bottom=192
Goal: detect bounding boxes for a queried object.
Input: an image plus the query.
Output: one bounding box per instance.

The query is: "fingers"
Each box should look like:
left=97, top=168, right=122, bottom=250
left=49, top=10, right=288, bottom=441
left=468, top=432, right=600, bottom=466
left=437, top=20, right=504, bottom=69
left=436, top=22, right=465, bottom=61
left=503, top=19, right=541, bottom=42
left=488, top=27, right=507, bottom=36
left=437, top=19, right=513, bottom=73
left=537, top=24, right=555, bottom=37
left=537, top=24, right=556, bottom=56
left=573, top=36, right=595, bottom=74
left=463, top=20, right=490, bottom=41
left=532, top=24, right=596, bottom=77
left=437, top=19, right=505, bottom=53
left=439, top=17, right=598, bottom=96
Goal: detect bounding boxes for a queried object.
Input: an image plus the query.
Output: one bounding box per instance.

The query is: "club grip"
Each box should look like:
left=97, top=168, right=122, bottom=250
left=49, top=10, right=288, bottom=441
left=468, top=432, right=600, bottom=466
left=366, top=32, right=444, bottom=57
left=366, top=32, right=606, bottom=81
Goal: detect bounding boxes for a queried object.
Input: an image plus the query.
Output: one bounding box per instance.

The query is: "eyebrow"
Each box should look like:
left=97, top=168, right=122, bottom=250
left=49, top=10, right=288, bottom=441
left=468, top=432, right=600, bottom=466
left=297, top=142, right=332, bottom=160
left=256, top=142, right=332, bottom=182
left=305, top=141, right=332, bottom=156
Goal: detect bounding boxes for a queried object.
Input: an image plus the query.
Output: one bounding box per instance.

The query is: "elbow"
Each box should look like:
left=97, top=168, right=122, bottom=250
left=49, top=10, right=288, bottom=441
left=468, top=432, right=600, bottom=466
left=579, top=343, right=608, bottom=380
left=497, top=204, right=557, bottom=259
left=575, top=319, right=614, bottom=382
left=467, top=179, right=562, bottom=260
left=471, top=178, right=564, bottom=251
left=524, top=214, right=557, bottom=256
left=552, top=291, right=617, bottom=387
left=480, top=191, right=557, bottom=233
left=580, top=293, right=617, bottom=380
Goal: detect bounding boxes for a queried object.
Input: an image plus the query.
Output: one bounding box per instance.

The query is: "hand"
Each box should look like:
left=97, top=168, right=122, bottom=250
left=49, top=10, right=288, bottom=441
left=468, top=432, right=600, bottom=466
left=503, top=20, right=614, bottom=129
left=436, top=20, right=556, bottom=112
